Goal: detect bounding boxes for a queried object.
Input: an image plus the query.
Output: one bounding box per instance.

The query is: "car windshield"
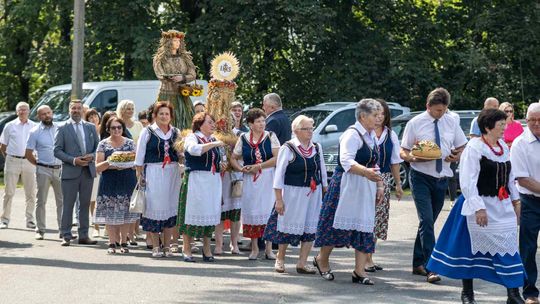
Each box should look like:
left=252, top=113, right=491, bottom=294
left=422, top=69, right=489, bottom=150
left=290, top=110, right=333, bottom=129
left=29, top=89, right=93, bottom=122
left=459, top=117, right=474, bottom=136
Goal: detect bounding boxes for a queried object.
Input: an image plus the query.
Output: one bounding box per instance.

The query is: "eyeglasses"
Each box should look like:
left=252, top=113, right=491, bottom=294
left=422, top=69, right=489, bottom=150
left=299, top=127, right=314, bottom=131
left=527, top=118, right=540, bottom=124
left=110, top=126, right=123, bottom=130
left=504, top=110, right=514, bottom=113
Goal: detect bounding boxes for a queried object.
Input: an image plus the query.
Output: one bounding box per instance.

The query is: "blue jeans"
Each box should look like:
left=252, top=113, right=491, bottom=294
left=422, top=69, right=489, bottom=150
left=410, top=169, right=448, bottom=269
left=520, top=193, right=540, bottom=299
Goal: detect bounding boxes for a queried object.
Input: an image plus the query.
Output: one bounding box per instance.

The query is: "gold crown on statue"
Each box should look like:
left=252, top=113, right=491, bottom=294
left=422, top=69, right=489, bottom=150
left=161, top=30, right=185, bottom=39
left=210, top=52, right=240, bottom=81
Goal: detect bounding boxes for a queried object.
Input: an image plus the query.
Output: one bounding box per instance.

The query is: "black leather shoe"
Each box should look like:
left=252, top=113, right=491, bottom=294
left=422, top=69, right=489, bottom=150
left=78, top=238, right=98, bottom=245
left=412, top=265, right=428, bottom=276
left=61, top=239, right=70, bottom=246
left=461, top=291, right=477, bottom=304
left=507, top=288, right=525, bottom=304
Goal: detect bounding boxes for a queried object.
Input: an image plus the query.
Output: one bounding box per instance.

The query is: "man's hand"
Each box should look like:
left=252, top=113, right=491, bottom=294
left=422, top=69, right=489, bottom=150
left=74, top=157, right=90, bottom=167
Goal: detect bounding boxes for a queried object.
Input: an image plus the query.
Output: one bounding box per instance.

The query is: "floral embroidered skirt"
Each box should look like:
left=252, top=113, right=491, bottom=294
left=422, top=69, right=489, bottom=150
left=141, top=216, right=177, bottom=233
left=314, top=170, right=375, bottom=253
left=243, top=224, right=266, bottom=238
left=374, top=172, right=392, bottom=240
left=177, top=171, right=215, bottom=238
left=221, top=209, right=241, bottom=222
left=263, top=209, right=315, bottom=246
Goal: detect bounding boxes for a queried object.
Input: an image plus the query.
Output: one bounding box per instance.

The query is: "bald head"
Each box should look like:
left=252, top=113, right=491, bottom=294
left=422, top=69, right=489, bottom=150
left=483, top=97, right=499, bottom=110
left=37, top=105, right=53, bottom=125
left=37, top=105, right=51, bottom=115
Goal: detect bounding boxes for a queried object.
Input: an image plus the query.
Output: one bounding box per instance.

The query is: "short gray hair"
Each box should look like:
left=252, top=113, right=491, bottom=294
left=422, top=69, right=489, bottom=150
left=16, top=101, right=29, bottom=111
left=527, top=103, right=540, bottom=118
left=263, top=93, right=282, bottom=108
left=291, top=114, right=314, bottom=131
left=355, top=98, right=382, bottom=120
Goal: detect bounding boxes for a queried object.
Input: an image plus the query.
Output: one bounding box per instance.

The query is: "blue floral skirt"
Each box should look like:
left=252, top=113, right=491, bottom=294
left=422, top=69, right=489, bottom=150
left=263, top=209, right=315, bottom=246
left=141, top=216, right=177, bottom=233
left=314, top=169, right=375, bottom=253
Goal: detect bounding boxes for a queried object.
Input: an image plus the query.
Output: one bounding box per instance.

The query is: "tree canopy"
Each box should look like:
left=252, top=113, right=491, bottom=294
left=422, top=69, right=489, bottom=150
left=0, top=0, right=538, bottom=115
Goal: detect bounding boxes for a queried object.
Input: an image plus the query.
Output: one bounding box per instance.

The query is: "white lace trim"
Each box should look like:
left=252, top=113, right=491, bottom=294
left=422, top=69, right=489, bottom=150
left=469, top=229, right=519, bottom=256
left=332, top=216, right=374, bottom=233
left=184, top=214, right=221, bottom=226
left=143, top=209, right=177, bottom=221
left=277, top=221, right=318, bottom=235
left=242, top=213, right=272, bottom=225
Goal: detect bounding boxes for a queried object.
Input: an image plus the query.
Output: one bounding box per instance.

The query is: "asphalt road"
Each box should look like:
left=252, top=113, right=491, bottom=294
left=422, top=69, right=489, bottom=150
left=0, top=189, right=531, bottom=304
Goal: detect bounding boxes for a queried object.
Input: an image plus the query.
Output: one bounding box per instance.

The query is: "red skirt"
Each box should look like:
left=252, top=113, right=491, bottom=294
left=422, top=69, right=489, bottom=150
left=243, top=224, right=265, bottom=238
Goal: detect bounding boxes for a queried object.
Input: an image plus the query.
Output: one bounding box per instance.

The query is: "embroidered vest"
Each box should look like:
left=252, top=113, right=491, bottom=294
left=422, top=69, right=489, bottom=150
left=184, top=136, right=222, bottom=173
left=143, top=127, right=179, bottom=163
left=241, top=132, right=274, bottom=165
left=377, top=131, right=393, bottom=173
left=336, top=127, right=378, bottom=171
left=476, top=156, right=511, bottom=197
left=283, top=142, right=322, bottom=187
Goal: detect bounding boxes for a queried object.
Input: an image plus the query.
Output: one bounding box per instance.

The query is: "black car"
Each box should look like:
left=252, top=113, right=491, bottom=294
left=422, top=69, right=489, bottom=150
left=0, top=111, right=18, bottom=171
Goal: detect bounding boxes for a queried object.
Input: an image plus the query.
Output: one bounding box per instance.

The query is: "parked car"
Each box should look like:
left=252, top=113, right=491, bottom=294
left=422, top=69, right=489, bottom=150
left=29, top=80, right=208, bottom=122
left=0, top=111, right=17, bottom=172
left=290, top=101, right=410, bottom=153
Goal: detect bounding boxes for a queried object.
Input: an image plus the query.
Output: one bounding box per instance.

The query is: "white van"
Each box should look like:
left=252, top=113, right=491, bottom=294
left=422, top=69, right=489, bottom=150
left=29, top=80, right=208, bottom=121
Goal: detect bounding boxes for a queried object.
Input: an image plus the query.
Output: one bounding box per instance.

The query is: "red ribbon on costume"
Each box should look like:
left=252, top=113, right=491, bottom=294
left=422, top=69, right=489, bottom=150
left=306, top=177, right=317, bottom=196
left=248, top=132, right=264, bottom=182
left=298, top=144, right=317, bottom=196
left=162, top=140, right=171, bottom=168
left=498, top=186, right=509, bottom=201
left=197, top=135, right=216, bottom=175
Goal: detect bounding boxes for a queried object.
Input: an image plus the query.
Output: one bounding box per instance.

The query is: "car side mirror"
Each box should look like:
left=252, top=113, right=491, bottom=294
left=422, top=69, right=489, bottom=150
left=324, top=125, right=338, bottom=133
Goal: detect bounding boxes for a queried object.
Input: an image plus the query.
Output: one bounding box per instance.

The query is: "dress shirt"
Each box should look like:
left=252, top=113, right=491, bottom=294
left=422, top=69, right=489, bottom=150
left=339, top=121, right=376, bottom=173
left=469, top=117, right=481, bottom=136
left=69, top=118, right=86, bottom=152
left=401, top=111, right=468, bottom=178
left=185, top=131, right=213, bottom=156
left=26, top=122, right=62, bottom=165
left=0, top=117, right=37, bottom=156
left=134, top=123, right=174, bottom=166
left=273, top=137, right=328, bottom=189
left=510, top=128, right=540, bottom=197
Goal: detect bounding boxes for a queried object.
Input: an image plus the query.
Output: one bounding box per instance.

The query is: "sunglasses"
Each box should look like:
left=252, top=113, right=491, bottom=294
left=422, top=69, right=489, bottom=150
left=110, top=126, right=123, bottom=130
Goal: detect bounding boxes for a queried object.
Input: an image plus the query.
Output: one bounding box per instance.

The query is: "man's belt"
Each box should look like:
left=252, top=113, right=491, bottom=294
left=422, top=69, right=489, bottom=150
left=37, top=163, right=61, bottom=169
left=8, top=154, right=25, bottom=159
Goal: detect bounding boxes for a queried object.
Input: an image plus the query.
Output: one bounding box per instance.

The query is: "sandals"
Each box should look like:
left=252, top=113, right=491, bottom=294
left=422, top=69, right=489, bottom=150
left=127, top=237, right=138, bottom=246
left=296, top=265, right=317, bottom=275
left=163, top=247, right=174, bottom=258
left=365, top=264, right=384, bottom=272
left=170, top=244, right=179, bottom=254
left=151, top=248, right=163, bottom=258
left=352, top=271, right=374, bottom=285
left=107, top=244, right=116, bottom=254
left=183, top=255, right=196, bottom=263
left=202, top=253, right=215, bottom=262
left=313, top=256, right=334, bottom=281
left=274, top=260, right=285, bottom=273
left=265, top=252, right=276, bottom=260
left=120, top=243, right=129, bottom=254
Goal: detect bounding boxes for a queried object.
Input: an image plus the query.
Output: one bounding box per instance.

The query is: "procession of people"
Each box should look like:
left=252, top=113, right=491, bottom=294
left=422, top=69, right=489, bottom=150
left=1, top=30, right=540, bottom=304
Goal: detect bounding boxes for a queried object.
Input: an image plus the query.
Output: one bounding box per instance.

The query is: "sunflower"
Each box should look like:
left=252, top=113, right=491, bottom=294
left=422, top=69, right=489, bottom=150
left=192, top=89, right=202, bottom=96
left=181, top=89, right=191, bottom=96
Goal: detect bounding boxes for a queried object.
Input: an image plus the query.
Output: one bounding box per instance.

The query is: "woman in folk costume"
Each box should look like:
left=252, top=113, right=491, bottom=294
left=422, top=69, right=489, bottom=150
left=230, top=108, right=280, bottom=260
left=153, top=30, right=197, bottom=130
left=177, top=112, right=226, bottom=263
left=313, top=99, right=384, bottom=285
left=365, top=99, right=404, bottom=272
left=135, top=102, right=182, bottom=258
left=263, top=115, right=328, bottom=274
left=427, top=109, right=525, bottom=304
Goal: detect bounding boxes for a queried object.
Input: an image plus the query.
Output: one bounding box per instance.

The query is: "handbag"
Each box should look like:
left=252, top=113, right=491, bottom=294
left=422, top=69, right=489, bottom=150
left=129, top=181, right=146, bottom=213
left=231, top=180, right=243, bottom=198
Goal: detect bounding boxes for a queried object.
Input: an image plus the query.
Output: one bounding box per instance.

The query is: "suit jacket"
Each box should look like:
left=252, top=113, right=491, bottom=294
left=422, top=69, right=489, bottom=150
left=54, top=120, right=99, bottom=180
left=265, top=110, right=292, bottom=145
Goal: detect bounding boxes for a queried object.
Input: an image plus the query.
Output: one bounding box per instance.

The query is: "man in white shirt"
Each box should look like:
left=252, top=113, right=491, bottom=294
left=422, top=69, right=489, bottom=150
left=0, top=102, right=37, bottom=229
left=511, top=103, right=540, bottom=304
left=400, top=88, right=468, bottom=283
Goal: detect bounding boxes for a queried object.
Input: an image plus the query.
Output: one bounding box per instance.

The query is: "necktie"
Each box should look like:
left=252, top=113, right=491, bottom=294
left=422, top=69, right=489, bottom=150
left=76, top=123, right=85, bottom=153
left=434, top=119, right=442, bottom=173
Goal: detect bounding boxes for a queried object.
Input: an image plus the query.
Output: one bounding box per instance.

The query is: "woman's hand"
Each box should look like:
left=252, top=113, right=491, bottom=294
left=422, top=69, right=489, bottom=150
left=362, top=167, right=382, bottom=183
left=214, top=140, right=225, bottom=148
left=243, top=164, right=261, bottom=174
left=395, top=185, right=404, bottom=201
left=475, top=209, right=488, bottom=227
left=275, top=199, right=285, bottom=215
left=171, top=75, right=183, bottom=83
left=376, top=187, right=384, bottom=205
left=219, top=162, right=228, bottom=172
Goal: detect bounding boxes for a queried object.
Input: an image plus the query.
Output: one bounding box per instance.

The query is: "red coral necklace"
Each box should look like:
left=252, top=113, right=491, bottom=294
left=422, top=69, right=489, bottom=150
left=481, top=135, right=504, bottom=156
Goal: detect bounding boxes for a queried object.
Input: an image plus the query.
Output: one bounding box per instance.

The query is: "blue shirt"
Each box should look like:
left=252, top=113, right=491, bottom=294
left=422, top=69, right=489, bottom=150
left=26, top=123, right=62, bottom=166
left=470, top=117, right=481, bottom=136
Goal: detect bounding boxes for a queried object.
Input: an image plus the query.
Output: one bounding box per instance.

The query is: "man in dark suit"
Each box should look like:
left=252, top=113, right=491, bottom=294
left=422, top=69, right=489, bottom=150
left=263, top=93, right=291, bottom=145
left=54, top=100, right=99, bottom=246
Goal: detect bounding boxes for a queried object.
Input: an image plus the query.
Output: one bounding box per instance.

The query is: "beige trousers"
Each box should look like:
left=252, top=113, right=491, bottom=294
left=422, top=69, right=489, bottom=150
left=1, top=155, right=36, bottom=224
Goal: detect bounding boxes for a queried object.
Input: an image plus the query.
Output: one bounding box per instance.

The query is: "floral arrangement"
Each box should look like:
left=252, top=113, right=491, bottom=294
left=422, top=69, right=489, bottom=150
left=179, top=83, right=204, bottom=97
left=208, top=79, right=237, bottom=90
left=161, top=31, right=185, bottom=39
